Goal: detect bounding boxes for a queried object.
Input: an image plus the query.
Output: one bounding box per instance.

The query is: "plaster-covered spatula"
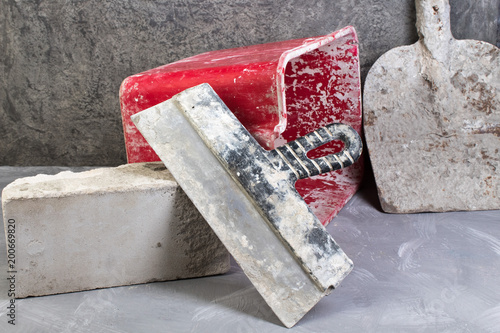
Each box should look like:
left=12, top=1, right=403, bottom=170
left=131, top=83, right=362, bottom=327
left=363, top=0, right=499, bottom=213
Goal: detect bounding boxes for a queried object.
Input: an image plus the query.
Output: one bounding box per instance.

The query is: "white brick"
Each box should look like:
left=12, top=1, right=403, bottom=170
left=2, top=162, right=230, bottom=298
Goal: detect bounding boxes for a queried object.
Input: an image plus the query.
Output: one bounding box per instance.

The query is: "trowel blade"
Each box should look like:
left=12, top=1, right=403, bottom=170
left=131, top=84, right=352, bottom=328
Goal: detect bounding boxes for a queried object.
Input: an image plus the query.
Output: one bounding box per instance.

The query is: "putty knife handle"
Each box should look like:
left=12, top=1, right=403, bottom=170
left=271, top=123, right=362, bottom=180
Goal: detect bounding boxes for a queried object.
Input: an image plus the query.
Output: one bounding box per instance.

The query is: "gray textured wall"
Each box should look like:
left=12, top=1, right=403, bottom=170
left=1, top=0, right=498, bottom=166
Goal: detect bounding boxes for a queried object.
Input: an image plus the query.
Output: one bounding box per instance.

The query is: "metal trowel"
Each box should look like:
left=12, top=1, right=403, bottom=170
left=131, top=83, right=362, bottom=328
left=363, top=0, right=499, bottom=213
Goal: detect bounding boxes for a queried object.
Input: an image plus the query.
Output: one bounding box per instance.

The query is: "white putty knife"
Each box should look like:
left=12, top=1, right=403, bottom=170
left=131, top=83, right=362, bottom=327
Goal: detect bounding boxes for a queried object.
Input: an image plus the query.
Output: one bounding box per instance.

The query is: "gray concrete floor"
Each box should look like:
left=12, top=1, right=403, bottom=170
left=0, top=166, right=499, bottom=332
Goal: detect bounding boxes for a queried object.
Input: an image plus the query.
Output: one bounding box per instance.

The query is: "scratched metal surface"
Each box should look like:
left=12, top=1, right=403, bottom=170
left=0, top=166, right=499, bottom=332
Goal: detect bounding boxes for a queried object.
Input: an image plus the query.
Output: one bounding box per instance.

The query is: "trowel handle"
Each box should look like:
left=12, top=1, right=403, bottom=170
left=271, top=123, right=362, bottom=180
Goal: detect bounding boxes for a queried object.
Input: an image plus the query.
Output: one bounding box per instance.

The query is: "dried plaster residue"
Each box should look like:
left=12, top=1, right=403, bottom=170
left=2, top=162, right=173, bottom=201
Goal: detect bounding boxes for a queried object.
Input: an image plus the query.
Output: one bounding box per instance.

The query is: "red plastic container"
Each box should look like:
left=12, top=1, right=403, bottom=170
left=120, top=26, right=363, bottom=225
